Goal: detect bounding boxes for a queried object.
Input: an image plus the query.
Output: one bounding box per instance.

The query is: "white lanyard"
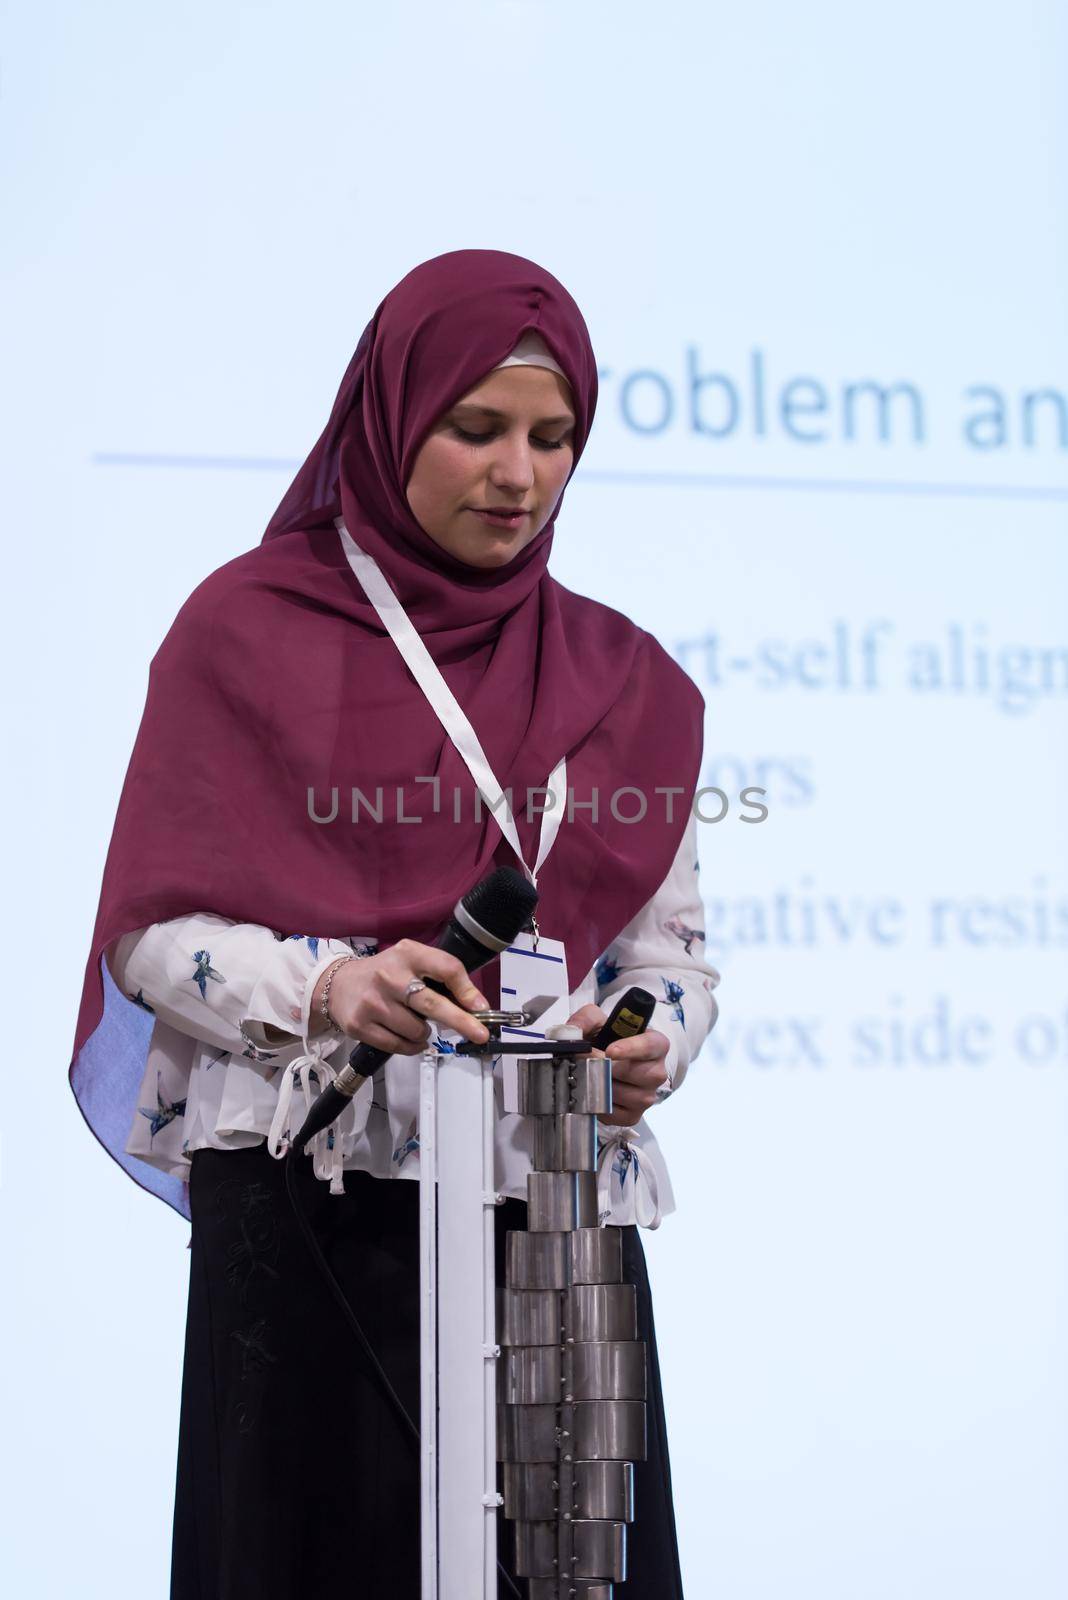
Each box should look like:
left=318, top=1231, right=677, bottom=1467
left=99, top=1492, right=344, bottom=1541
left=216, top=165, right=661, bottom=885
left=335, top=517, right=566, bottom=893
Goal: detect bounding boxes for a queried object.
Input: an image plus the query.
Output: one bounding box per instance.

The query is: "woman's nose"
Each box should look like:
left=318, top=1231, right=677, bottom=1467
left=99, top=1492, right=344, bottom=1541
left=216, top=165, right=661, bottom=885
left=487, top=439, right=536, bottom=494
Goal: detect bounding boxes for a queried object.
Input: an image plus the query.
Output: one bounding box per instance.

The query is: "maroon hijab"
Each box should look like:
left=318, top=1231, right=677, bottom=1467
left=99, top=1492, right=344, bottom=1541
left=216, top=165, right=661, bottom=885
left=70, top=249, right=704, bottom=1218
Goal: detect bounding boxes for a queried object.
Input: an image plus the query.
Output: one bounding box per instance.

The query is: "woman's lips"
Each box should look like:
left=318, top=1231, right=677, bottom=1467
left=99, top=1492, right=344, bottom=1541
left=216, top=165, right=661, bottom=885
left=469, top=508, right=528, bottom=528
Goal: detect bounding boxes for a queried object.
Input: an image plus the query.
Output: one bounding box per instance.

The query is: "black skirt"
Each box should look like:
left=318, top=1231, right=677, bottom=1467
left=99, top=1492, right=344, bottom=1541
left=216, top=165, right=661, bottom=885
left=171, top=1143, right=684, bottom=1599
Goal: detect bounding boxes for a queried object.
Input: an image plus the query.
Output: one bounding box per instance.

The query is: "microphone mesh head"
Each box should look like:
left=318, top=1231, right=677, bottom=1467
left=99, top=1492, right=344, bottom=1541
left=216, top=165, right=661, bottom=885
left=461, top=866, right=538, bottom=944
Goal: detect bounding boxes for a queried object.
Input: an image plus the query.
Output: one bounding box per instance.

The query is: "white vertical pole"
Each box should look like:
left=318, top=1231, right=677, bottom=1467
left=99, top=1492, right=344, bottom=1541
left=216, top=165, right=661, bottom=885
left=419, top=1048, right=439, bottom=1600
left=435, top=1048, right=499, bottom=1600
left=482, top=1052, right=502, bottom=1599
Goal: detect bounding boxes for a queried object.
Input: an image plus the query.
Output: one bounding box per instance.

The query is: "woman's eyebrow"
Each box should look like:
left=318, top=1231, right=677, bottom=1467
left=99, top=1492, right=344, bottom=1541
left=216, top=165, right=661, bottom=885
left=451, top=401, right=575, bottom=427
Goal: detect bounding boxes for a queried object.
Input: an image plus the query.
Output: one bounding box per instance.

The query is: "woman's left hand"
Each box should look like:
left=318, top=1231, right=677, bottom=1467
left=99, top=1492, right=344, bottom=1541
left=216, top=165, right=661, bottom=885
left=566, top=1003, right=670, bottom=1128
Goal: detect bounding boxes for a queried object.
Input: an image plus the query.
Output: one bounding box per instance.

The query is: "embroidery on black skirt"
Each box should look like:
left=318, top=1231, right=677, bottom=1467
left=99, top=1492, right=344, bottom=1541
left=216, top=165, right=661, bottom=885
left=211, top=1176, right=282, bottom=1435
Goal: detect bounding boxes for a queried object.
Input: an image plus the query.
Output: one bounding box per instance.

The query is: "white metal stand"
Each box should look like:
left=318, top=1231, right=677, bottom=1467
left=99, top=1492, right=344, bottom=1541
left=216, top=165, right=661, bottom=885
left=419, top=1046, right=502, bottom=1600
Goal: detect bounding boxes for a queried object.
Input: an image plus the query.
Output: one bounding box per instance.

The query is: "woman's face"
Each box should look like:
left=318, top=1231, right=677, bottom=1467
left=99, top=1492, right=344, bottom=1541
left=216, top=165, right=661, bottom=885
left=405, top=364, right=576, bottom=569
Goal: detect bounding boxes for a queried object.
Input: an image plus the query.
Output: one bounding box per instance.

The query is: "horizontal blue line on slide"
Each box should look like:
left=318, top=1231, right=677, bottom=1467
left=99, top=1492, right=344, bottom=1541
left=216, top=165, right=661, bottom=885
left=91, top=452, right=1068, bottom=503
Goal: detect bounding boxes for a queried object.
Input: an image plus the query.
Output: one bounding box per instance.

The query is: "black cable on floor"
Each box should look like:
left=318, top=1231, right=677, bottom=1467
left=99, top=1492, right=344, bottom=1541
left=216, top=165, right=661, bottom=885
left=283, top=1149, right=523, bottom=1600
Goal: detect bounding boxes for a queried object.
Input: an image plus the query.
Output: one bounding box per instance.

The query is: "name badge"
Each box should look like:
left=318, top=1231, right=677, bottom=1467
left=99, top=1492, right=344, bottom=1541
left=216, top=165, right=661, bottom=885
left=497, top=931, right=571, bottom=1112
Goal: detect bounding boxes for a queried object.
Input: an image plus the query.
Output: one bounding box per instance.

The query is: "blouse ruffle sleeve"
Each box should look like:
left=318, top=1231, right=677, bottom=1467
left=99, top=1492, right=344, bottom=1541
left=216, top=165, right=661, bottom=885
left=592, top=809, right=719, bottom=1098
left=585, top=810, right=719, bottom=1228
left=110, top=916, right=375, bottom=1189
left=107, top=917, right=358, bottom=1059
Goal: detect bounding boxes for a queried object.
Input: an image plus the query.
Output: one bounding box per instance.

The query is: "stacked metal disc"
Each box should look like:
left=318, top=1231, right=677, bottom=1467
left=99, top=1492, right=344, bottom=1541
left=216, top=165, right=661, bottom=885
left=497, top=1045, right=647, bottom=1598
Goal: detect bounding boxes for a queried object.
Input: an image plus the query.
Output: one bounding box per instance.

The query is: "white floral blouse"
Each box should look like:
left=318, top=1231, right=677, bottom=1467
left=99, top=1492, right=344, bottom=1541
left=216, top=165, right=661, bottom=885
left=109, top=813, right=720, bottom=1229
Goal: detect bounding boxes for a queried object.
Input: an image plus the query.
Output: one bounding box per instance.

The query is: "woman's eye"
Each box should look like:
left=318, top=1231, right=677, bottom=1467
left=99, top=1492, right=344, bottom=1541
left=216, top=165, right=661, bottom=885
left=452, top=425, right=567, bottom=451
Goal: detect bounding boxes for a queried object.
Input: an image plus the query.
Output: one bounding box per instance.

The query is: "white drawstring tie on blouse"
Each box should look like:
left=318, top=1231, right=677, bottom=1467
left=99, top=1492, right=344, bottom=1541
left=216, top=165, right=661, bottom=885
left=266, top=1047, right=350, bottom=1193
left=595, top=1123, right=662, bottom=1230
left=265, top=948, right=376, bottom=1197
left=266, top=954, right=374, bottom=1194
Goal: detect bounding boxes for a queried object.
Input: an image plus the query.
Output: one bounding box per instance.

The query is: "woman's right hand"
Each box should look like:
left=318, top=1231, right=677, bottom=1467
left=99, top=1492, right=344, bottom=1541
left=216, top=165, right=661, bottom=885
left=311, top=939, right=490, bottom=1052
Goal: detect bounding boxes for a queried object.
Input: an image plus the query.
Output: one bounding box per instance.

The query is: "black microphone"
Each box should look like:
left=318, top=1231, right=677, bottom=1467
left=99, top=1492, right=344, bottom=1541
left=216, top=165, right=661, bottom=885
left=292, top=865, right=539, bottom=1152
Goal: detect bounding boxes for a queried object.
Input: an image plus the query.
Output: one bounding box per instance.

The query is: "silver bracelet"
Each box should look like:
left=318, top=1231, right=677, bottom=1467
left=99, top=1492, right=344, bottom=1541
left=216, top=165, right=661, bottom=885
left=318, top=954, right=356, bottom=1029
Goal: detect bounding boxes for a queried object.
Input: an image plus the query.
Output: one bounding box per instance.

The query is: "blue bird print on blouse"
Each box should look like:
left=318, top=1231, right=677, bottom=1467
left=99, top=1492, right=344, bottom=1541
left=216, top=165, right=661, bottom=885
left=661, top=977, right=685, bottom=1026
left=238, top=1024, right=277, bottom=1063
left=241, top=1041, right=275, bottom=1063
left=188, top=950, right=226, bottom=1000
left=612, top=1142, right=641, bottom=1190
left=129, top=989, right=155, bottom=1013
left=595, top=952, right=620, bottom=988
left=286, top=934, right=321, bottom=961
left=392, top=1116, right=420, bottom=1169
left=663, top=915, right=705, bottom=957
left=431, top=1034, right=456, bottom=1054
left=138, top=1075, right=187, bottom=1141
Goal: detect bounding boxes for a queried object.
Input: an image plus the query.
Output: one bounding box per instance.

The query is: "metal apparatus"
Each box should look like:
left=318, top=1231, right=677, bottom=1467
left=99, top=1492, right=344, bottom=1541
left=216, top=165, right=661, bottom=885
left=419, top=1009, right=646, bottom=1599
left=498, top=1028, right=645, bottom=1598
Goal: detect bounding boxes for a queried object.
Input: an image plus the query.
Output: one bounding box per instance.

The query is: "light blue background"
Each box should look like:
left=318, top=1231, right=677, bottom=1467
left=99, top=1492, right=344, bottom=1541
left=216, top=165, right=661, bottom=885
left=3, top=2, right=1066, bottom=1595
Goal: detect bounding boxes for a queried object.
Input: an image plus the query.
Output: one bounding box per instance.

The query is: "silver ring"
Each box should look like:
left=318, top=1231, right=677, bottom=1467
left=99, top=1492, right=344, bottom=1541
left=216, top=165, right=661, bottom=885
left=404, top=978, right=427, bottom=1004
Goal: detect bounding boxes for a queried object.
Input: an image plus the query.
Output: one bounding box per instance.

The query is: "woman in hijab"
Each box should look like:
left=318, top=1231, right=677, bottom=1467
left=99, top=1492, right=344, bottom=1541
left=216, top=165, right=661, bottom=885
left=69, top=249, right=720, bottom=1598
